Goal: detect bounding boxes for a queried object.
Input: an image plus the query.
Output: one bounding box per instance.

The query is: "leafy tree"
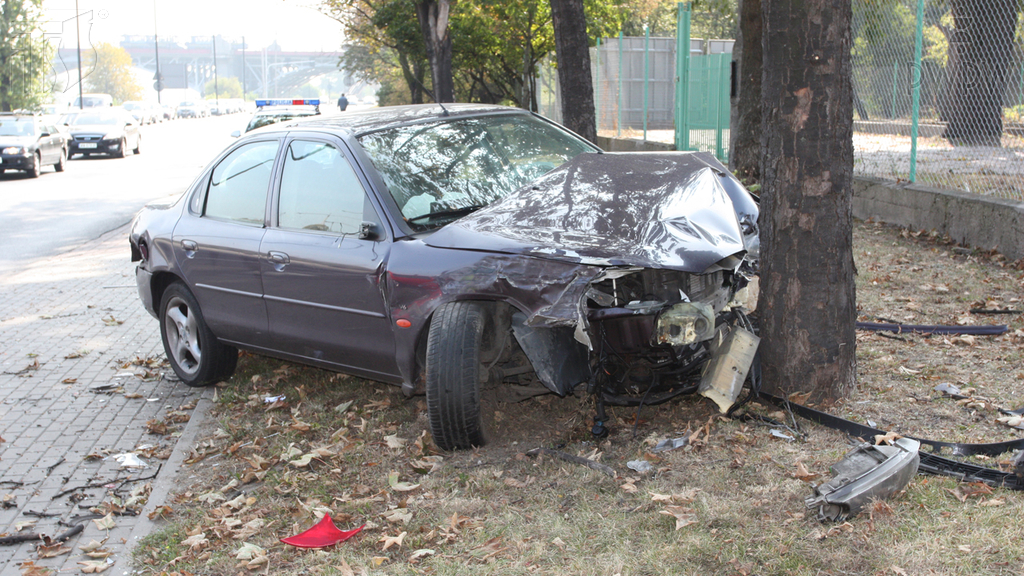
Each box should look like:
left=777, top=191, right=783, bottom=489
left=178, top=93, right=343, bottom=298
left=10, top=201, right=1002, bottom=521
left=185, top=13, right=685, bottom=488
left=84, top=43, right=142, bottom=104
left=204, top=77, right=244, bottom=99
left=0, top=0, right=55, bottom=112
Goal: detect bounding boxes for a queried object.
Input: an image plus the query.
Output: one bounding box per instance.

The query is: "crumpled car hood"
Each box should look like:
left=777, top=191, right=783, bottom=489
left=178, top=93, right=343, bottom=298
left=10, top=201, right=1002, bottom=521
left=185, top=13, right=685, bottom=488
left=424, top=152, right=759, bottom=274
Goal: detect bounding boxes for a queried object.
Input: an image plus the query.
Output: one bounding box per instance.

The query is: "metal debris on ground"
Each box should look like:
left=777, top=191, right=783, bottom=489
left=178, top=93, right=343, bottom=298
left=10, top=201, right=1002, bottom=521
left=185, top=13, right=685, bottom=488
left=651, top=436, right=689, bottom=453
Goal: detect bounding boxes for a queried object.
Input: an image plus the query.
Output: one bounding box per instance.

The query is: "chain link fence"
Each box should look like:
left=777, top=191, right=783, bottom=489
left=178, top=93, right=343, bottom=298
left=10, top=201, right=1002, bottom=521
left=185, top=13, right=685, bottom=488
left=852, top=0, right=1024, bottom=200
left=539, top=2, right=1024, bottom=202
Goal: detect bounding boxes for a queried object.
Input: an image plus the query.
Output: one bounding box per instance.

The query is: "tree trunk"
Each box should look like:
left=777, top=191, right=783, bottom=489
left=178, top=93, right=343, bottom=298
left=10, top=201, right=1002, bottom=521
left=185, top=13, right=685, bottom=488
left=549, top=0, right=597, bottom=143
left=397, top=52, right=427, bottom=104
left=728, top=0, right=762, bottom=184
left=415, top=0, right=455, bottom=103
left=757, top=0, right=857, bottom=405
left=940, top=0, right=1019, bottom=146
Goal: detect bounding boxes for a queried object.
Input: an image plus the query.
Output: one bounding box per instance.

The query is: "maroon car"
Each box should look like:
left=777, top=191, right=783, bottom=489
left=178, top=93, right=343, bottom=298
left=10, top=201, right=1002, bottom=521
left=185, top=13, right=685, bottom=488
left=130, top=104, right=760, bottom=450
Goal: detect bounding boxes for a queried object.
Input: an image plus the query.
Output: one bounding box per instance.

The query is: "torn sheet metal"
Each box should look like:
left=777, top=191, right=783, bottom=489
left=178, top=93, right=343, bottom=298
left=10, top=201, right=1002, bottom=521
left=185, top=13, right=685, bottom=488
left=424, top=152, right=759, bottom=274
left=698, top=326, right=760, bottom=413
left=805, top=438, right=920, bottom=521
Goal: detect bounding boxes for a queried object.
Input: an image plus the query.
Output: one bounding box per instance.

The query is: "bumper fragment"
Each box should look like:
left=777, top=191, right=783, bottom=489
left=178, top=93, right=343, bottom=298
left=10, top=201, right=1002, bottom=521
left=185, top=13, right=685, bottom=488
left=805, top=437, right=920, bottom=521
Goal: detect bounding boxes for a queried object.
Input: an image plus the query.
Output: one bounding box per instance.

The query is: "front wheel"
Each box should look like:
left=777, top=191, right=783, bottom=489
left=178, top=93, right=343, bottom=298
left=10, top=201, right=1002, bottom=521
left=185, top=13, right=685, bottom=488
left=115, top=138, right=127, bottom=158
left=159, top=282, right=237, bottom=387
left=425, top=301, right=498, bottom=450
left=28, top=152, right=41, bottom=178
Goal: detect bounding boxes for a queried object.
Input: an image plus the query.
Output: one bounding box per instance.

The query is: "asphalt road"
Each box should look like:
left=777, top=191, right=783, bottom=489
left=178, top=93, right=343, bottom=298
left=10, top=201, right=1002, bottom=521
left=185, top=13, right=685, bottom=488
left=0, top=114, right=243, bottom=274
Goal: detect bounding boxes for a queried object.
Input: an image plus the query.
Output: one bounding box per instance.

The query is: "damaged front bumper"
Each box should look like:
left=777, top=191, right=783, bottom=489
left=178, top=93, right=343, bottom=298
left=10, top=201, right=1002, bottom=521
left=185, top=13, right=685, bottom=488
left=805, top=437, right=921, bottom=521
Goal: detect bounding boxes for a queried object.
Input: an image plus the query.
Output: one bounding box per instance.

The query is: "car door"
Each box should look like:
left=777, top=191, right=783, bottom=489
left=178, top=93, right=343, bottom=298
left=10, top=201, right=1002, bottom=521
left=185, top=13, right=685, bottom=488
left=259, top=136, right=399, bottom=379
left=172, top=139, right=280, bottom=347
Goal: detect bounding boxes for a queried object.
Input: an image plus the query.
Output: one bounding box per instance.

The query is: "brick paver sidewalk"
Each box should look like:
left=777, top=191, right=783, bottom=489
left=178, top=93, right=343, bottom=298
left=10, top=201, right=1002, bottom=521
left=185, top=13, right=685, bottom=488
left=0, top=226, right=207, bottom=575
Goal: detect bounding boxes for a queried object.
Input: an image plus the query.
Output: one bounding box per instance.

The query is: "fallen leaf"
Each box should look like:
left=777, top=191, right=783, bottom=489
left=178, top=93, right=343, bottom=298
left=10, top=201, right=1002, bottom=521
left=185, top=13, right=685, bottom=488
left=14, top=520, right=36, bottom=531
left=77, top=560, right=111, bottom=573
left=980, top=498, right=1006, bottom=507
left=388, top=471, right=420, bottom=492
left=382, top=508, right=413, bottom=524
left=551, top=537, right=566, bottom=550
left=289, top=453, right=316, bottom=468
left=793, top=461, right=820, bottom=482
left=18, top=560, right=54, bottom=575
left=408, top=548, right=435, bottom=562
left=370, top=557, right=387, bottom=567
left=35, top=541, right=71, bottom=558
left=891, top=567, right=908, bottom=576
left=235, top=542, right=266, bottom=561
left=196, top=491, right=227, bottom=504
left=659, top=506, right=697, bottom=530
left=384, top=434, right=407, bottom=449
left=337, top=557, right=355, bottom=576
left=379, top=531, right=406, bottom=551
left=619, top=479, right=638, bottom=493
left=78, top=540, right=106, bottom=553
left=182, top=532, right=208, bottom=550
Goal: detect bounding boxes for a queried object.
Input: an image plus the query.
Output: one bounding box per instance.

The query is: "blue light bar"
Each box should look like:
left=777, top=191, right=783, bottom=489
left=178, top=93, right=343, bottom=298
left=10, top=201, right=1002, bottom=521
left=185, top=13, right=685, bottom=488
left=255, top=99, right=320, bottom=107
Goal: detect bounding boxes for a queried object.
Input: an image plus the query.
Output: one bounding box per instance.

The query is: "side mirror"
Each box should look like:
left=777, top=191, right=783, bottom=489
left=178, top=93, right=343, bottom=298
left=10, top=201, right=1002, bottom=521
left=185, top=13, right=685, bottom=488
left=230, top=130, right=241, bottom=138
left=40, top=132, right=50, bottom=137
left=358, top=221, right=379, bottom=241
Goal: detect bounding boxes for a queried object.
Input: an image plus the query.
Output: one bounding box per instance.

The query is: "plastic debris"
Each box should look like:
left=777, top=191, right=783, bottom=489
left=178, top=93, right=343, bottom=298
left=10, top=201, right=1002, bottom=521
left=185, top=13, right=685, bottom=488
left=264, top=395, right=286, bottom=404
left=770, top=429, right=794, bottom=441
left=934, top=382, right=963, bottom=397
left=627, top=460, right=655, bottom=473
left=280, top=514, right=364, bottom=548
left=113, top=453, right=147, bottom=469
left=651, top=436, right=690, bottom=453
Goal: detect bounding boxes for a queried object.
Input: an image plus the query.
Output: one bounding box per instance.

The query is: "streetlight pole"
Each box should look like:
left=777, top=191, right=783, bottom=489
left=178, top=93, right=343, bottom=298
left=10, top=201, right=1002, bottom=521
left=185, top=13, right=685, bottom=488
left=153, top=0, right=162, bottom=104
left=212, top=36, right=220, bottom=106
left=241, top=36, right=246, bottom=102
left=74, top=0, right=83, bottom=110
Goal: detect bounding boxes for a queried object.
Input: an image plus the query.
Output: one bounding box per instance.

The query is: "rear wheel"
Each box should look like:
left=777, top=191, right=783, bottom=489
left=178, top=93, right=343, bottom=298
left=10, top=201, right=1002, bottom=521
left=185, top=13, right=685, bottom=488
left=425, top=301, right=500, bottom=450
left=159, top=282, right=237, bottom=387
left=54, top=148, right=66, bottom=172
left=133, top=135, right=141, bottom=155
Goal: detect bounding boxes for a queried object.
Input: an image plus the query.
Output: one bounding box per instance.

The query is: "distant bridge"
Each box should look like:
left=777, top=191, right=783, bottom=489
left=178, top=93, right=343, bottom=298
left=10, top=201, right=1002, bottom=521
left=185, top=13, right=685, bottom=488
left=56, top=36, right=346, bottom=98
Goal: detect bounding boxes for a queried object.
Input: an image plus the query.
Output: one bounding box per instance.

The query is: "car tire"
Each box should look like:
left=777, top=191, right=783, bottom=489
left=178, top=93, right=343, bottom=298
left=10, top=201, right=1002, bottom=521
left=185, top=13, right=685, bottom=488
left=159, top=282, right=238, bottom=387
left=425, top=301, right=498, bottom=450
left=133, top=135, right=141, bottom=155
left=28, top=152, right=41, bottom=178
left=54, top=148, right=66, bottom=172
left=116, top=138, right=127, bottom=159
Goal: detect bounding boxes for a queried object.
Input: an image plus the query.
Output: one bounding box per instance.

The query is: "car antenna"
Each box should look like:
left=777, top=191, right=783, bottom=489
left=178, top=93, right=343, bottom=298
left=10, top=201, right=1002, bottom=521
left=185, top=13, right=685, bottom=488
left=437, top=101, right=450, bottom=117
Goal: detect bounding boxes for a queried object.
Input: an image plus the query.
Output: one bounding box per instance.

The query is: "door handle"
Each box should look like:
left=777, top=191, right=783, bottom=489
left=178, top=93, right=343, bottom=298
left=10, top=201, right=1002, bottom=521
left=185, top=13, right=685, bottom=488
left=268, top=251, right=290, bottom=264
left=180, top=239, right=198, bottom=251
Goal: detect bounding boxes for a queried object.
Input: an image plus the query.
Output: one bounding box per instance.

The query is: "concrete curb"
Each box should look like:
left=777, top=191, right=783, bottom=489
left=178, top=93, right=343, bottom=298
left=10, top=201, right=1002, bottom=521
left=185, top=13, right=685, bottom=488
left=121, top=385, right=217, bottom=565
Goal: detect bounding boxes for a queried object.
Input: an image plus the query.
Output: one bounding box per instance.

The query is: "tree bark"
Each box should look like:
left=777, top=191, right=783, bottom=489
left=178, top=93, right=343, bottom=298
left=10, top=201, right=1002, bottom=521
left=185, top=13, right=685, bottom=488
left=940, top=0, right=1019, bottom=146
left=415, top=0, right=454, bottom=103
left=728, top=0, right=762, bottom=184
left=757, top=0, right=857, bottom=405
left=549, top=0, right=597, bottom=143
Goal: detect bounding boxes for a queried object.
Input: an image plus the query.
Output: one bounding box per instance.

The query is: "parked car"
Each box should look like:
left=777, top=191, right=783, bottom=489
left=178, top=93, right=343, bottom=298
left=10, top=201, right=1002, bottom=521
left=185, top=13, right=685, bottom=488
left=123, top=101, right=157, bottom=125
left=161, top=104, right=177, bottom=121
left=232, top=99, right=320, bottom=136
left=129, top=104, right=760, bottom=450
left=64, top=108, right=141, bottom=158
left=176, top=101, right=209, bottom=118
left=0, top=112, right=68, bottom=177
left=72, top=93, right=113, bottom=108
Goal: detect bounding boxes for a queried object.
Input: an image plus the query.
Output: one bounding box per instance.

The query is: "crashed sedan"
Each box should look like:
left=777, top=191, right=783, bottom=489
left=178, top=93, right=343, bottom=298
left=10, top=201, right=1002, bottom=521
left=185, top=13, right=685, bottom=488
left=130, top=104, right=760, bottom=450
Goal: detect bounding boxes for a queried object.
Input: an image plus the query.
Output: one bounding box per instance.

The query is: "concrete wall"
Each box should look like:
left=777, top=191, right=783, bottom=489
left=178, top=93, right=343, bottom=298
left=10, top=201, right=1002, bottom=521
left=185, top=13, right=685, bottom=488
left=853, top=177, right=1024, bottom=261
left=597, top=136, right=1024, bottom=262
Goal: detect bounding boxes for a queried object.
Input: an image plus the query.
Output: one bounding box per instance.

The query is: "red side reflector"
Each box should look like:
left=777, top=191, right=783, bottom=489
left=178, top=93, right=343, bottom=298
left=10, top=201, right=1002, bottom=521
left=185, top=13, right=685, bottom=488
left=396, top=319, right=412, bottom=328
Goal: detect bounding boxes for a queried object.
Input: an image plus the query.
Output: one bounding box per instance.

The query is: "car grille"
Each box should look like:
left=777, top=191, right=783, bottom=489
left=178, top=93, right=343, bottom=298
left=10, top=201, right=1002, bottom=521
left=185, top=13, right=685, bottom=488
left=74, top=135, right=102, bottom=142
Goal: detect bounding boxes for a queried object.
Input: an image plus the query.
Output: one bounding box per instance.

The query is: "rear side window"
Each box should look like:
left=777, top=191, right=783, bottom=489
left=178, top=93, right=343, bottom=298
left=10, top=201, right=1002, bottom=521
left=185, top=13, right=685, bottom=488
left=204, top=141, right=279, bottom=224
left=277, top=140, right=373, bottom=235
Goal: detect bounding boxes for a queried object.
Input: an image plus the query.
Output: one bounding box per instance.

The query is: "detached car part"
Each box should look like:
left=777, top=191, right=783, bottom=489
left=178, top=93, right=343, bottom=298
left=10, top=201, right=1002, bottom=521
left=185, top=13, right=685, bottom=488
left=806, top=437, right=920, bottom=521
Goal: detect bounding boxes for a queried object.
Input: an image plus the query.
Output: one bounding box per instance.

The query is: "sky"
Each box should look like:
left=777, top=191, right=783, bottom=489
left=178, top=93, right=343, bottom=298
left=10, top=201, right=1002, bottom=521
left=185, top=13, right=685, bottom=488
left=42, top=0, right=347, bottom=53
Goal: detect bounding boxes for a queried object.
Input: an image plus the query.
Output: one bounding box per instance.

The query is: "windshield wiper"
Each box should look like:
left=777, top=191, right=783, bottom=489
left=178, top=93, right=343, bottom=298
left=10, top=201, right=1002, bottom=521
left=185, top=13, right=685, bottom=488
left=406, top=204, right=486, bottom=224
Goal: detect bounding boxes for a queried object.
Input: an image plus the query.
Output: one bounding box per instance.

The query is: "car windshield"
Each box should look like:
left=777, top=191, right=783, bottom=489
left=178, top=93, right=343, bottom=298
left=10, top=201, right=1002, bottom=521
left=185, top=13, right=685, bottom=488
left=68, top=112, right=122, bottom=126
left=0, top=119, right=35, bottom=136
left=357, top=113, right=594, bottom=229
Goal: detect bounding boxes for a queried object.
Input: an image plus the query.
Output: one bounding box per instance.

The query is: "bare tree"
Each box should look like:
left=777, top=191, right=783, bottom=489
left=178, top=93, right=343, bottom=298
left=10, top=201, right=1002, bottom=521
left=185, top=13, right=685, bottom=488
left=549, top=0, right=597, bottom=143
left=757, top=0, right=857, bottom=404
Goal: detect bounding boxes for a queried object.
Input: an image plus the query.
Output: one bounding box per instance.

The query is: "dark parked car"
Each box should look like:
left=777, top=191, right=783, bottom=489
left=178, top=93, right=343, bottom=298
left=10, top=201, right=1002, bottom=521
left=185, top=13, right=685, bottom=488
left=0, top=113, right=68, bottom=177
left=64, top=108, right=141, bottom=158
left=130, top=104, right=760, bottom=450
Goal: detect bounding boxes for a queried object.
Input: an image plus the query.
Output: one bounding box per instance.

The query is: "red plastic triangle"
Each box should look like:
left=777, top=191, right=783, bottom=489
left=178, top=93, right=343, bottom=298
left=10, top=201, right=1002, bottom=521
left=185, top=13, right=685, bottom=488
left=280, top=514, right=364, bottom=548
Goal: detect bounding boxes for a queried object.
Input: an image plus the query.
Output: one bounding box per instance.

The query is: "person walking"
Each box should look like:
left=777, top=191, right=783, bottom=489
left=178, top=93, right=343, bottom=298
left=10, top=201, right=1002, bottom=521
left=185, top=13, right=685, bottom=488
left=337, top=93, right=349, bottom=112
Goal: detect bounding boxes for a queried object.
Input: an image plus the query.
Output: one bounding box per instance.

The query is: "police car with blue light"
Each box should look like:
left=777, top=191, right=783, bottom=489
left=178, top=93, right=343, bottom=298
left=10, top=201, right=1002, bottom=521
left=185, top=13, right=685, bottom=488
left=232, top=99, right=321, bottom=137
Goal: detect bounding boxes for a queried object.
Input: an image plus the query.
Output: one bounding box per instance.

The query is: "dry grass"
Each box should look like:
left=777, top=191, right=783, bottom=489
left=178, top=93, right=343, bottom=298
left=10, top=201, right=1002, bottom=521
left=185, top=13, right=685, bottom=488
left=133, top=220, right=1024, bottom=576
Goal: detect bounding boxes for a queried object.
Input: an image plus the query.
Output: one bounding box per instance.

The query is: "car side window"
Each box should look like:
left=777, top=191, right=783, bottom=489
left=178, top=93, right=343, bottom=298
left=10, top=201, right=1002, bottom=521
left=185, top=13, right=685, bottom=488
left=278, top=140, right=376, bottom=235
left=204, top=141, right=279, bottom=225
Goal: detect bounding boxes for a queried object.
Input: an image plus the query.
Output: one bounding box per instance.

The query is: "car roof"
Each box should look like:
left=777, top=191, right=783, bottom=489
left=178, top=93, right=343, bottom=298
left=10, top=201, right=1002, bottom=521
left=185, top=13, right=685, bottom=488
left=260, top=103, right=528, bottom=137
